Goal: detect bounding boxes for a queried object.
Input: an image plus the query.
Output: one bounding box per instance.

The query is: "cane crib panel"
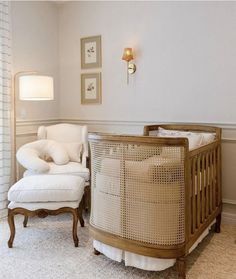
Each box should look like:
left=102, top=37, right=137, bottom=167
left=90, top=139, right=186, bottom=246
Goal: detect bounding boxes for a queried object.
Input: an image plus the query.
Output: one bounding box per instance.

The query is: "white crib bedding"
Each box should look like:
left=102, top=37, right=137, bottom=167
left=93, top=220, right=215, bottom=272
left=149, top=128, right=216, bottom=150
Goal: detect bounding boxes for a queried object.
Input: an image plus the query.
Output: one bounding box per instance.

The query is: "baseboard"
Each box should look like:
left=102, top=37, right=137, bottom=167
left=0, top=209, right=7, bottom=219
left=222, top=211, right=236, bottom=224
left=222, top=199, right=236, bottom=205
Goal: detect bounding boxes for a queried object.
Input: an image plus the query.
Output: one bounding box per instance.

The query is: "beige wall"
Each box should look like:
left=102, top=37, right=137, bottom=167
left=12, top=1, right=60, bottom=121
left=58, top=2, right=236, bottom=123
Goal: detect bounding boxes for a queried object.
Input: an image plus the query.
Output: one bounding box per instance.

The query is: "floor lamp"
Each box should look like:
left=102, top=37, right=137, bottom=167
left=13, top=73, right=54, bottom=181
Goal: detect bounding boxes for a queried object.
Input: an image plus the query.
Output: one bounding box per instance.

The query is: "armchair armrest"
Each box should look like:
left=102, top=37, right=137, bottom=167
left=82, top=153, right=90, bottom=168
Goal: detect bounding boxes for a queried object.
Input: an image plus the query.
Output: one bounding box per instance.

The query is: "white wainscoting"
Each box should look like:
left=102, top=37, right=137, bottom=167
left=16, top=118, right=236, bottom=223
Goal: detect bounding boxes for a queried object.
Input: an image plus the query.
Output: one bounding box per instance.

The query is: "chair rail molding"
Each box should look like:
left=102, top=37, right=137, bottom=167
left=16, top=117, right=236, bottom=143
left=16, top=119, right=59, bottom=136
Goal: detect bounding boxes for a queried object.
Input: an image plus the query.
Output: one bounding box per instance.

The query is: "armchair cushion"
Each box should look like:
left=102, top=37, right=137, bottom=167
left=16, top=140, right=69, bottom=173
left=61, top=142, right=83, bottom=163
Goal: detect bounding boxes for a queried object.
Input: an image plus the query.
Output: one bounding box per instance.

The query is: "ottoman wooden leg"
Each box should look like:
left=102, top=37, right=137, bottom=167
left=8, top=209, right=16, bottom=248
left=8, top=207, right=81, bottom=248
left=23, top=216, right=28, bottom=228
left=72, top=209, right=79, bottom=247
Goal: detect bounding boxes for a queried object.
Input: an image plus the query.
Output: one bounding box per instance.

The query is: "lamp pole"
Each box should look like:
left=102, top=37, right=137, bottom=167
left=13, top=71, right=37, bottom=182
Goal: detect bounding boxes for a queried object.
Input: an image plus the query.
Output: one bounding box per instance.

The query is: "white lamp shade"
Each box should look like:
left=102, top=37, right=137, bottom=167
left=19, top=75, right=54, bottom=101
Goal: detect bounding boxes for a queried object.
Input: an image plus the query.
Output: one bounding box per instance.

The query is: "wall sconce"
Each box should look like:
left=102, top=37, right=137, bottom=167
left=18, top=74, right=54, bottom=101
left=122, top=48, right=136, bottom=84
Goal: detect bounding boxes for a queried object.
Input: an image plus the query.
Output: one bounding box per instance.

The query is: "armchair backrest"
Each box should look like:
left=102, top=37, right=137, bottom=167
left=38, top=123, right=88, bottom=167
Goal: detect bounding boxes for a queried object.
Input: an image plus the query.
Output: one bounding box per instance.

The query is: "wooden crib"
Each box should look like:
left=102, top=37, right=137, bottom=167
left=88, top=124, right=222, bottom=279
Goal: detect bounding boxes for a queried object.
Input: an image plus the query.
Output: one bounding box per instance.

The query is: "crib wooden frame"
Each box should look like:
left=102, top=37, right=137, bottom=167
left=89, top=124, right=222, bottom=279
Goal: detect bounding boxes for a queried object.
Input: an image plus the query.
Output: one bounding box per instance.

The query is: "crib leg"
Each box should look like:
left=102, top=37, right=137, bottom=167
left=94, top=248, right=101, bottom=255
left=176, top=257, right=186, bottom=279
left=215, top=213, right=221, bottom=233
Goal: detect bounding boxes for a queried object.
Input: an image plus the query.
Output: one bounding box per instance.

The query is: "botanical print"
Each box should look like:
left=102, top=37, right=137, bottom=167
left=85, top=78, right=97, bottom=99
left=85, top=42, right=97, bottom=64
left=81, top=72, right=101, bottom=104
left=81, top=35, right=101, bottom=69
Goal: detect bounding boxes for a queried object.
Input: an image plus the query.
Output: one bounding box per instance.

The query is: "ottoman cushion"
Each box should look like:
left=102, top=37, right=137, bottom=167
left=8, top=201, right=80, bottom=210
left=8, top=175, right=85, bottom=203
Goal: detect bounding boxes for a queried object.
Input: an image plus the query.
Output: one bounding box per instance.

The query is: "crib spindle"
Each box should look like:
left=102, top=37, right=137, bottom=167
left=191, top=158, right=196, bottom=234
left=197, top=156, right=201, bottom=228
left=213, top=149, right=217, bottom=210
left=209, top=152, right=213, bottom=214
left=216, top=146, right=221, bottom=207
left=201, top=154, right=205, bottom=223
left=205, top=153, right=209, bottom=218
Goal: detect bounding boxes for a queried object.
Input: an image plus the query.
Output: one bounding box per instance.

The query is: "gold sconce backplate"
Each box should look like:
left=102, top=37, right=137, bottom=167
left=128, top=63, right=136, bottom=74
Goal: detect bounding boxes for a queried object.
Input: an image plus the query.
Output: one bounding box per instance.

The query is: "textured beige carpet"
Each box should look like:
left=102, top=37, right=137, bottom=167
left=0, top=214, right=235, bottom=279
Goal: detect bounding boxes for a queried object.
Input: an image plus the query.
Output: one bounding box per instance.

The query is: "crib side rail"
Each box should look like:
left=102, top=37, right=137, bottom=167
left=187, top=140, right=222, bottom=247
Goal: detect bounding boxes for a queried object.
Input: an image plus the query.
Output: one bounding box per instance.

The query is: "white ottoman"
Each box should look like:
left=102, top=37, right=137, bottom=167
left=7, top=175, right=85, bottom=248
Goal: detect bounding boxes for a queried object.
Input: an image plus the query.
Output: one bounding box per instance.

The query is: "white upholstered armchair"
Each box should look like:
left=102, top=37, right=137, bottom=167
left=18, top=123, right=90, bottom=184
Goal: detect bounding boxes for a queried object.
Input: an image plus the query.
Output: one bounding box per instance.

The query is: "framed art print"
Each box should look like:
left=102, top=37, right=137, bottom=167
left=81, top=73, right=101, bottom=104
left=81, top=35, right=102, bottom=69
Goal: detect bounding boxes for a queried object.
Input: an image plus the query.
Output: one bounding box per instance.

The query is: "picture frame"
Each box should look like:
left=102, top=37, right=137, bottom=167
left=81, top=35, right=102, bottom=69
left=81, top=73, right=102, bottom=104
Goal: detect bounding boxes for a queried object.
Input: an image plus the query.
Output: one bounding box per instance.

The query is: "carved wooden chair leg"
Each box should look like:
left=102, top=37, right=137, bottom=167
left=215, top=213, right=221, bottom=233
left=23, top=215, right=28, bottom=228
left=78, top=204, right=84, bottom=227
left=72, top=209, right=79, bottom=247
left=8, top=210, right=16, bottom=248
left=94, top=248, right=101, bottom=255
left=176, top=257, right=186, bottom=279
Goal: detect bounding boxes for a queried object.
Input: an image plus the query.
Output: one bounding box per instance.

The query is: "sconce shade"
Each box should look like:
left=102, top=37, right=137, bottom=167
left=122, top=48, right=134, bottom=62
left=19, top=75, right=54, bottom=101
